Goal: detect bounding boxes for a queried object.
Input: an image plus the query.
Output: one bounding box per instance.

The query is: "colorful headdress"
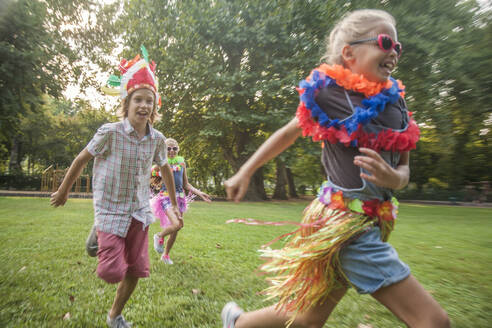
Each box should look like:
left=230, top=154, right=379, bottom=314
left=102, top=45, right=161, bottom=107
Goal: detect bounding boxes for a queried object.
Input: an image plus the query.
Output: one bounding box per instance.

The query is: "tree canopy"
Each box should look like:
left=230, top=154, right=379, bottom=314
left=1, top=0, right=491, bottom=200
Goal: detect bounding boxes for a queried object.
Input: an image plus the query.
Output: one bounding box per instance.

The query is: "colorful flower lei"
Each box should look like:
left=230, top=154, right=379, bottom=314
left=296, top=64, right=420, bottom=152
left=317, top=182, right=398, bottom=222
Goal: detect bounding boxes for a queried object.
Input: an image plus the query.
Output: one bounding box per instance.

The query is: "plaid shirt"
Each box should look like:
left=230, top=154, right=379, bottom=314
left=86, top=118, right=167, bottom=237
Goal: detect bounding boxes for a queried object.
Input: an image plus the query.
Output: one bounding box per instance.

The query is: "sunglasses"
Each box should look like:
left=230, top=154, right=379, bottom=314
left=167, top=147, right=178, bottom=152
left=349, top=34, right=402, bottom=57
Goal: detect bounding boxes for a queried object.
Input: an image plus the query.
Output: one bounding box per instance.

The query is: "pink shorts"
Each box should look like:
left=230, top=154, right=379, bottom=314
left=96, top=219, right=150, bottom=284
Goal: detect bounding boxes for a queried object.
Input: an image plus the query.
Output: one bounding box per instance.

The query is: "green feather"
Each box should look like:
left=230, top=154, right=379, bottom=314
left=141, top=45, right=149, bottom=63
left=107, top=74, right=121, bottom=87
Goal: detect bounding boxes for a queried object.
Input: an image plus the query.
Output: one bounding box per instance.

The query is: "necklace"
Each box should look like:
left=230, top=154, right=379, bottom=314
left=296, top=64, right=419, bottom=152
left=167, top=156, right=184, bottom=166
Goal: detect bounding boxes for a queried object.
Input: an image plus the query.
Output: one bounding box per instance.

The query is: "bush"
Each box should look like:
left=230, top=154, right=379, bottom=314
left=396, top=185, right=492, bottom=203
left=0, top=174, right=42, bottom=191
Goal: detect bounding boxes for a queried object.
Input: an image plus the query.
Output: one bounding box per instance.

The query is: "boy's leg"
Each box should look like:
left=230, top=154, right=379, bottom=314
left=104, top=219, right=150, bottom=321
left=371, top=274, right=450, bottom=328
left=226, top=287, right=346, bottom=328
left=109, top=274, right=139, bottom=319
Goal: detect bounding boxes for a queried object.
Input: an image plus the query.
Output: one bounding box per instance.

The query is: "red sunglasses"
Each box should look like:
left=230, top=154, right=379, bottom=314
left=349, top=34, right=402, bottom=57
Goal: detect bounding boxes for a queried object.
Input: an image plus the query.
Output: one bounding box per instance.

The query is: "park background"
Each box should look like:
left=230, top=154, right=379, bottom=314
left=0, top=0, right=491, bottom=327
left=0, top=0, right=491, bottom=202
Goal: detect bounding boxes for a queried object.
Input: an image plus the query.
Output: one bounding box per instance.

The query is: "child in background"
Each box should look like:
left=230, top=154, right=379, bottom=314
left=51, top=46, right=181, bottom=328
left=221, top=9, right=450, bottom=328
left=150, top=138, right=211, bottom=264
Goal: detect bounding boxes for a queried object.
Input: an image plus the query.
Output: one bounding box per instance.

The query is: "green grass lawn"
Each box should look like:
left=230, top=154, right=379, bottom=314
left=0, top=197, right=491, bottom=327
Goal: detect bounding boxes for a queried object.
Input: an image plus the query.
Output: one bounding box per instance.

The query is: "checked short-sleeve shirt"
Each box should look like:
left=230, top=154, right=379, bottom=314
left=86, top=118, right=167, bottom=237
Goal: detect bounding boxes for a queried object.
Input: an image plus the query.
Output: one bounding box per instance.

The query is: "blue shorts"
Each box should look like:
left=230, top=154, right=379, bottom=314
left=339, top=226, right=410, bottom=294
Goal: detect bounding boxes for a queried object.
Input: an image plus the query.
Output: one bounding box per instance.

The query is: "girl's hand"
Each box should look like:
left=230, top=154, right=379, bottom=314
left=354, top=147, right=405, bottom=190
left=50, top=190, right=68, bottom=207
left=196, top=190, right=212, bottom=203
left=224, top=172, right=250, bottom=203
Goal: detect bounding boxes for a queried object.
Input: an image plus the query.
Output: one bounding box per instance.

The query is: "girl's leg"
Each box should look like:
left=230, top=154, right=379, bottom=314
left=165, top=217, right=183, bottom=255
left=371, top=274, right=450, bottom=328
left=235, top=287, right=346, bottom=328
left=158, top=214, right=182, bottom=238
left=165, top=231, right=178, bottom=255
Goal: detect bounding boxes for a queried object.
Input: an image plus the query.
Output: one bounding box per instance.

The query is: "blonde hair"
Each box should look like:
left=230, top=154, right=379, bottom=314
left=321, top=9, right=396, bottom=65
left=165, top=138, right=179, bottom=147
left=118, top=89, right=161, bottom=124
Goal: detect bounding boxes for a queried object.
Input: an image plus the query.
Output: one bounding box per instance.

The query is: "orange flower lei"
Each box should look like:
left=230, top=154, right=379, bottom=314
left=309, top=64, right=394, bottom=98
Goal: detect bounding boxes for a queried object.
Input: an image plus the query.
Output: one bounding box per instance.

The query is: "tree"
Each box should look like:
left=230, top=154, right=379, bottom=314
left=0, top=0, right=119, bottom=174
left=118, top=0, right=347, bottom=199
left=386, top=0, right=491, bottom=188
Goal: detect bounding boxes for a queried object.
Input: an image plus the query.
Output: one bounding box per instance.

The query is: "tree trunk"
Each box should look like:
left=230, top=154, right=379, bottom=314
left=9, top=135, right=22, bottom=174
left=272, top=158, right=288, bottom=200
left=286, top=167, right=298, bottom=198
left=244, top=167, right=267, bottom=201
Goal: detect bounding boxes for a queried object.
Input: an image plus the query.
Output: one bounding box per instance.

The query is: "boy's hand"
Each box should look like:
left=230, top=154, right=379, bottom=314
left=50, top=190, right=68, bottom=207
left=167, top=205, right=182, bottom=221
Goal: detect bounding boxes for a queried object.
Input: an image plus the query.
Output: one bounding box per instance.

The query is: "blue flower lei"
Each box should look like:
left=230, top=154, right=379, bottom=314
left=299, top=69, right=403, bottom=135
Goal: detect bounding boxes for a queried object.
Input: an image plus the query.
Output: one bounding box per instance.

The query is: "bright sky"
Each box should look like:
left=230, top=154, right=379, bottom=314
left=62, top=0, right=121, bottom=109
left=63, top=45, right=122, bottom=109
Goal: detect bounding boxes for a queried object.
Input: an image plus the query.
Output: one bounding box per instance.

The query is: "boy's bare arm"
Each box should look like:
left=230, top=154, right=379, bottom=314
left=50, top=149, right=93, bottom=207
left=160, top=163, right=178, bottom=206
left=159, top=163, right=182, bottom=220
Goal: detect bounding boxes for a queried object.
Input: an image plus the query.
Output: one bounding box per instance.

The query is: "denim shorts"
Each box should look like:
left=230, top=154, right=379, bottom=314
left=339, top=226, right=410, bottom=294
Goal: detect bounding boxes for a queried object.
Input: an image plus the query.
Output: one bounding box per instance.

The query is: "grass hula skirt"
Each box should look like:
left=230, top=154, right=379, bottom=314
left=229, top=185, right=397, bottom=327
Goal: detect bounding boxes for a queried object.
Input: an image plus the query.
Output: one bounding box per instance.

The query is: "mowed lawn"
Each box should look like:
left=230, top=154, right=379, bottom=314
left=0, top=197, right=491, bottom=327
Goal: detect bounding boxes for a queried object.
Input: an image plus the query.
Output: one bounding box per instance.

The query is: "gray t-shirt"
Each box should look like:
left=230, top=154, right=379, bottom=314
left=315, top=85, right=408, bottom=189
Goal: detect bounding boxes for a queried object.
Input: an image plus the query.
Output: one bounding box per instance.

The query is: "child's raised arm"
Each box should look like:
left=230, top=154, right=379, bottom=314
left=224, top=117, right=302, bottom=202
left=50, top=149, right=93, bottom=207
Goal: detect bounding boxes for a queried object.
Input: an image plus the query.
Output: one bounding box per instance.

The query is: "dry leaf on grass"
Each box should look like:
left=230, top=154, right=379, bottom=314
left=357, top=324, right=373, bottom=328
left=63, top=312, right=71, bottom=320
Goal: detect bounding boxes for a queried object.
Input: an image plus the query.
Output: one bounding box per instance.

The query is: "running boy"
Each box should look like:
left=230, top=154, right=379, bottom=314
left=50, top=46, right=181, bottom=327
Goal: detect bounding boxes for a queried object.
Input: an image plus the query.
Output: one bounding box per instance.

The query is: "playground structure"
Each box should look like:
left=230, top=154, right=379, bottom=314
left=41, top=165, right=91, bottom=193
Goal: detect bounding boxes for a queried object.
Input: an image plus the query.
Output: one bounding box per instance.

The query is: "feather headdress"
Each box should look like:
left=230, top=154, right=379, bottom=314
left=102, top=45, right=161, bottom=107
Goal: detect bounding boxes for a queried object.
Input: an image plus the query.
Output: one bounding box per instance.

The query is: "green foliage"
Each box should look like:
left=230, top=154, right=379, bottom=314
left=119, top=0, right=347, bottom=198
left=14, top=96, right=116, bottom=174
left=0, top=0, right=119, bottom=173
left=1, top=0, right=491, bottom=196
left=0, top=198, right=491, bottom=327
left=378, top=0, right=492, bottom=187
